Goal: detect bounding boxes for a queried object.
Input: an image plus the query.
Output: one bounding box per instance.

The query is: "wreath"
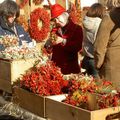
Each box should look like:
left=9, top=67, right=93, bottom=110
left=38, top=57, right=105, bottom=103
left=19, top=0, right=29, bottom=9
left=29, top=8, right=50, bottom=42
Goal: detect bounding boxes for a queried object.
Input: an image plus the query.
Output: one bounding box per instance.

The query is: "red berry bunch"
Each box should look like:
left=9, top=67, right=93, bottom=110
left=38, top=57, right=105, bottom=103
left=20, top=60, right=68, bottom=96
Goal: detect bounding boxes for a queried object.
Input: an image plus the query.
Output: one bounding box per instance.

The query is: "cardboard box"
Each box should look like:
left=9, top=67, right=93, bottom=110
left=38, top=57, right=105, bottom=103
left=46, top=95, right=120, bottom=120
left=0, top=58, right=36, bottom=93
left=13, top=87, right=46, bottom=118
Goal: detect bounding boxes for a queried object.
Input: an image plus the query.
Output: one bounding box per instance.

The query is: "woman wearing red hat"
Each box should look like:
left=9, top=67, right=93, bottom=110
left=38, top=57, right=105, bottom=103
left=45, top=4, right=83, bottom=74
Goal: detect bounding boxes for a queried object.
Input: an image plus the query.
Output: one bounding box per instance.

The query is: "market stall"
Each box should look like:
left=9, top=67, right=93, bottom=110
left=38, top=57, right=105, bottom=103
left=0, top=1, right=120, bottom=120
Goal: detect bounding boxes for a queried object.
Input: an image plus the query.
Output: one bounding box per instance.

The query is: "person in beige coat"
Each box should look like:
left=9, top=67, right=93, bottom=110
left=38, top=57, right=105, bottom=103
left=94, top=0, right=120, bottom=88
left=82, top=3, right=105, bottom=79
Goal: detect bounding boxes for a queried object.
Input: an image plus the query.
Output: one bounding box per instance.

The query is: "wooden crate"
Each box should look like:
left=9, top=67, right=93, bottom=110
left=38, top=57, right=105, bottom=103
left=46, top=95, right=120, bottom=120
left=0, top=58, right=36, bottom=93
left=13, top=87, right=46, bottom=118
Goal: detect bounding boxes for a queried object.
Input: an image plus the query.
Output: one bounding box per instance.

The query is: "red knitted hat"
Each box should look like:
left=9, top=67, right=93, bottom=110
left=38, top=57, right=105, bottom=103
left=51, top=4, right=66, bottom=19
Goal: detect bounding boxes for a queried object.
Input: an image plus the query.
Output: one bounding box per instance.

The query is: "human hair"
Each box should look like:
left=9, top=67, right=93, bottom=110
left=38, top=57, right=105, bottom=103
left=0, top=0, right=20, bottom=19
left=106, top=0, right=120, bottom=9
left=86, top=3, right=105, bottom=18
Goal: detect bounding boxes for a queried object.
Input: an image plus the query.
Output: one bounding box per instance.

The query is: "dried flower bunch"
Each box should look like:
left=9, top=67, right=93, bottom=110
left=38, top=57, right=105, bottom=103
left=97, top=91, right=120, bottom=109
left=20, top=59, right=68, bottom=96
left=19, top=0, right=29, bottom=9
left=0, top=46, right=40, bottom=60
left=69, top=2, right=82, bottom=25
left=17, top=15, right=29, bottom=32
left=63, top=74, right=120, bottom=110
left=0, top=35, right=19, bottom=48
left=33, top=0, right=44, bottom=5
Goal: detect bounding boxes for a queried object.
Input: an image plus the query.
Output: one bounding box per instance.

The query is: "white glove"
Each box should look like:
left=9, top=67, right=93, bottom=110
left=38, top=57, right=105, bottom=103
left=28, top=40, right=36, bottom=48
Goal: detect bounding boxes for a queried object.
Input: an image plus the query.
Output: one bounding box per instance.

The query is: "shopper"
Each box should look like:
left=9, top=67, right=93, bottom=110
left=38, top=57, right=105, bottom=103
left=82, top=3, right=105, bottom=79
left=45, top=4, right=83, bottom=74
left=94, top=0, right=120, bottom=87
left=0, top=0, right=34, bottom=100
left=0, top=0, right=33, bottom=50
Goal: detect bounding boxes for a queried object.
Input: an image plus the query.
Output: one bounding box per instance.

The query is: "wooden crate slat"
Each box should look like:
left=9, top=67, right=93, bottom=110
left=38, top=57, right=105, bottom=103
left=13, top=87, right=46, bottom=118
left=0, top=58, right=37, bottom=92
left=46, top=95, right=120, bottom=120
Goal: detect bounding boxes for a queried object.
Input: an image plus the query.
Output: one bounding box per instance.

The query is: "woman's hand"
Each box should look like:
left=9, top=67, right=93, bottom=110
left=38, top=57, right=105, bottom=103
left=55, top=36, right=66, bottom=45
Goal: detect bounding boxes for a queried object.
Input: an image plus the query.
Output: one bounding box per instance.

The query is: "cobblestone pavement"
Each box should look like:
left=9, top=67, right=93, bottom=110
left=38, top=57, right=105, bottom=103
left=0, top=95, right=47, bottom=120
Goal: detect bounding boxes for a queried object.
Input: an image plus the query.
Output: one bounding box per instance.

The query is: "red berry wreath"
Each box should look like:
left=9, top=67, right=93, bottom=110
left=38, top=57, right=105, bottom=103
left=29, top=8, right=50, bottom=42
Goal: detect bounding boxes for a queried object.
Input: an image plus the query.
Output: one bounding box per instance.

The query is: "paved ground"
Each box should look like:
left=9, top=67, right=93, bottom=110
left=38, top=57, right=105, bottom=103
left=0, top=95, right=47, bottom=120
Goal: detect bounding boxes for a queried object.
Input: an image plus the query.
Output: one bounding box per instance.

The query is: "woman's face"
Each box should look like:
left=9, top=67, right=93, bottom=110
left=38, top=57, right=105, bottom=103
left=7, top=15, right=16, bottom=24
left=54, top=13, right=68, bottom=27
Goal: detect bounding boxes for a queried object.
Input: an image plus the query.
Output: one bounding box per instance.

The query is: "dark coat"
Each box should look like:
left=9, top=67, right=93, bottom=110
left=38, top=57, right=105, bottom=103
left=94, top=8, right=120, bottom=87
left=0, top=16, right=32, bottom=46
left=52, top=20, right=83, bottom=74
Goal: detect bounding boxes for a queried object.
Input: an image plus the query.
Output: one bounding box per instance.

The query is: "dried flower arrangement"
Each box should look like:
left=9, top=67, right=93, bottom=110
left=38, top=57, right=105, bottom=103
left=19, top=0, right=29, bottom=9
left=20, top=59, right=68, bottom=96
left=29, top=8, right=50, bottom=42
left=32, top=0, right=44, bottom=5
left=0, top=35, right=40, bottom=60
left=16, top=15, right=29, bottom=32
left=0, top=35, right=19, bottom=48
left=0, top=46, right=40, bottom=60
left=63, top=74, right=120, bottom=110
